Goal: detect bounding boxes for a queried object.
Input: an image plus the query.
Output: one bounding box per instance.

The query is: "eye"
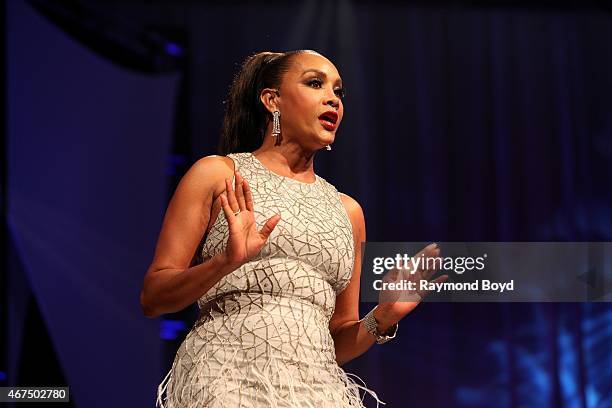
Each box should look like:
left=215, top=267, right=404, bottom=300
left=307, top=78, right=323, bottom=88
left=334, top=87, right=346, bottom=99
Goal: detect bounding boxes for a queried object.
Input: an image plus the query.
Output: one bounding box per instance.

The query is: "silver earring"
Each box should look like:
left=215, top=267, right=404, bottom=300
left=272, top=110, right=281, bottom=138
left=326, top=145, right=332, bottom=151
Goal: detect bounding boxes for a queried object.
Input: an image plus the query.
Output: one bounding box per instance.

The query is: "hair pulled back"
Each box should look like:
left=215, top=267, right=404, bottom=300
left=218, top=50, right=311, bottom=154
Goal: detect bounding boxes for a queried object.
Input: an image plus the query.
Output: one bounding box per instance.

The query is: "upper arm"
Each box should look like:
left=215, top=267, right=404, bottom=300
left=145, top=155, right=233, bottom=277
left=329, top=193, right=366, bottom=336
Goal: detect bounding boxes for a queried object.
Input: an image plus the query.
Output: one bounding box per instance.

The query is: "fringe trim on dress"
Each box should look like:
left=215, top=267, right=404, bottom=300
left=156, top=353, right=384, bottom=408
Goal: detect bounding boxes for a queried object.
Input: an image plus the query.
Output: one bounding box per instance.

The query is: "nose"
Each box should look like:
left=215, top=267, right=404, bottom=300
left=325, top=94, right=340, bottom=109
left=322, top=82, right=340, bottom=108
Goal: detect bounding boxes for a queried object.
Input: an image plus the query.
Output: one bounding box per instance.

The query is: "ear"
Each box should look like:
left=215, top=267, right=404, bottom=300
left=260, top=88, right=280, bottom=113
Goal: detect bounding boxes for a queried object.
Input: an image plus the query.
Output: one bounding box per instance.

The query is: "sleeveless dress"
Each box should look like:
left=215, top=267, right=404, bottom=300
left=156, top=152, right=382, bottom=408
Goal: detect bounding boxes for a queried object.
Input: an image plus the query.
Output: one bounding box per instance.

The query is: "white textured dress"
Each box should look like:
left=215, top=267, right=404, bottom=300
left=157, top=152, right=381, bottom=407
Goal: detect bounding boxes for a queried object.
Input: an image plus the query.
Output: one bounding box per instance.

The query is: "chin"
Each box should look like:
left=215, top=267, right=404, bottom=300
left=319, top=132, right=335, bottom=145
left=320, top=139, right=334, bottom=149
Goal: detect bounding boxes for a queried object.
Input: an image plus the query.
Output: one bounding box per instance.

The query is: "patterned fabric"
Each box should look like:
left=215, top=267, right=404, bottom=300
left=157, top=152, right=381, bottom=407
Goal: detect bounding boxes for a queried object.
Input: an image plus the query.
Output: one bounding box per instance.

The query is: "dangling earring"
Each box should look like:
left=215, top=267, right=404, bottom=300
left=325, top=145, right=332, bottom=151
left=272, top=110, right=281, bottom=138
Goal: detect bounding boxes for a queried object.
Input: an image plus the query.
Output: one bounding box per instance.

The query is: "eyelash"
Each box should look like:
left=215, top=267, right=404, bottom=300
left=307, top=79, right=346, bottom=99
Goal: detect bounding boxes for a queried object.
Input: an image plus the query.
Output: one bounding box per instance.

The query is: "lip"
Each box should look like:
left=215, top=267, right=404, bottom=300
left=318, top=110, right=338, bottom=131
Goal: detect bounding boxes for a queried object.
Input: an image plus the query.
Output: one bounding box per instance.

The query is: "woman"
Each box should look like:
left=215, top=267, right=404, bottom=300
left=141, top=50, right=442, bottom=407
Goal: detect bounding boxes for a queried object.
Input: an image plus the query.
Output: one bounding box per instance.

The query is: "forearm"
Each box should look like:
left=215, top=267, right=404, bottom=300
left=140, top=254, right=238, bottom=318
left=332, top=306, right=397, bottom=366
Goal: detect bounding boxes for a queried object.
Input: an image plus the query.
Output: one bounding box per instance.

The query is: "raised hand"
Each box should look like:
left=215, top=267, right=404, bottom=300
left=377, top=243, right=448, bottom=326
left=219, top=171, right=281, bottom=270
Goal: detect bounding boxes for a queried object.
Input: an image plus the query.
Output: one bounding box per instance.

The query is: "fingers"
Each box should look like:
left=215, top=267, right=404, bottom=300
left=243, top=179, right=254, bottom=212
left=225, top=178, right=240, bottom=213
left=259, top=214, right=281, bottom=240
left=225, top=172, right=248, bottom=213
left=415, top=243, right=440, bottom=277
left=416, top=243, right=439, bottom=259
left=431, top=274, right=449, bottom=284
left=417, top=274, right=449, bottom=299
left=424, top=244, right=441, bottom=279
left=423, top=269, right=436, bottom=281
left=220, top=194, right=236, bottom=226
left=425, top=242, right=439, bottom=252
left=234, top=172, right=247, bottom=210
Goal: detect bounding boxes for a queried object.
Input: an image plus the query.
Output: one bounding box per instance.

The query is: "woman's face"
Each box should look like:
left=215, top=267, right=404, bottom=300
left=275, top=52, right=344, bottom=150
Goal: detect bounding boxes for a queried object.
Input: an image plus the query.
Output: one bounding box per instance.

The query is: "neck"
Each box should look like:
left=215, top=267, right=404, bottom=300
left=252, top=135, right=317, bottom=182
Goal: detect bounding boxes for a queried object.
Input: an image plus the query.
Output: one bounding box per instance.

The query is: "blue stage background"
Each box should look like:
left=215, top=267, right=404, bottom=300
left=4, top=1, right=612, bottom=407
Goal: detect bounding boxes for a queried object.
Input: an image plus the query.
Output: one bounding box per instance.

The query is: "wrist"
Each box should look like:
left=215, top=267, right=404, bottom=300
left=211, top=252, right=242, bottom=276
left=373, top=305, right=398, bottom=333
left=362, top=306, right=399, bottom=345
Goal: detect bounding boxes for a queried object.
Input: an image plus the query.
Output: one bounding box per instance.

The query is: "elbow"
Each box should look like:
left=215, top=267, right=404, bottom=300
left=335, top=351, right=352, bottom=367
left=333, top=343, right=351, bottom=367
left=335, top=350, right=357, bottom=367
left=140, top=290, right=160, bottom=318
left=332, top=336, right=350, bottom=367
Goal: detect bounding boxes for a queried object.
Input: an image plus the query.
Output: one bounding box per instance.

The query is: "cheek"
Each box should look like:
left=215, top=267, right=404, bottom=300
left=285, top=106, right=309, bottom=129
left=289, top=101, right=318, bottom=127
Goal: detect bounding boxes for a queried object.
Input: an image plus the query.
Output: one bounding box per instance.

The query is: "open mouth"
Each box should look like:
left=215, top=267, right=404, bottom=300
left=318, top=111, right=338, bottom=130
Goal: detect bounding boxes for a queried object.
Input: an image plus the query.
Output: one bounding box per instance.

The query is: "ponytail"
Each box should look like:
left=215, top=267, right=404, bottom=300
left=218, top=50, right=309, bottom=154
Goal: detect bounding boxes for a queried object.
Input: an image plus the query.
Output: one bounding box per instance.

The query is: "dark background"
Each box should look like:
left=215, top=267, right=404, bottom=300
left=3, top=0, right=612, bottom=407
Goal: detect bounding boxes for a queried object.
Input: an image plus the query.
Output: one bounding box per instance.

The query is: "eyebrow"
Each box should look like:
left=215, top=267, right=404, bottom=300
left=301, top=69, right=343, bottom=86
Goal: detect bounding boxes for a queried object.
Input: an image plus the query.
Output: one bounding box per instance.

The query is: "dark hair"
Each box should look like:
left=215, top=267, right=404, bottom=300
left=218, top=50, right=312, bottom=154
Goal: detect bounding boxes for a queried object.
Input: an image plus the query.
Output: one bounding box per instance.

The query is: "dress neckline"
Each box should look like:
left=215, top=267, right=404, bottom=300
left=247, top=152, right=320, bottom=186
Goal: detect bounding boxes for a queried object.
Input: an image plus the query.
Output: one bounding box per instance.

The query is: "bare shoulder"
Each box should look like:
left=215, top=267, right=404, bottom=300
left=179, top=155, right=234, bottom=190
left=338, top=193, right=365, bottom=235
left=339, top=192, right=364, bottom=218
left=189, top=155, right=235, bottom=179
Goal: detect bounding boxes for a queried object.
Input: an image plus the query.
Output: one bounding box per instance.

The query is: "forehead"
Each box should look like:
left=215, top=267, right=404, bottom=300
left=285, top=53, right=341, bottom=81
